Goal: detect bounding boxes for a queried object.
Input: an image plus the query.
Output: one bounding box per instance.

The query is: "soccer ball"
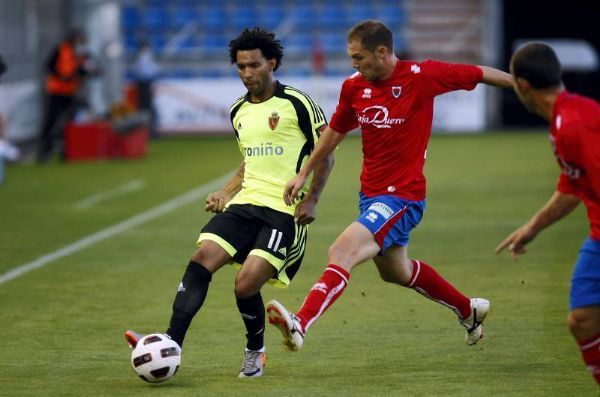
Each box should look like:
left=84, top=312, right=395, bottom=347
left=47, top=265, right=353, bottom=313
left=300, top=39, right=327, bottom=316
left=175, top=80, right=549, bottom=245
left=131, top=333, right=181, bottom=383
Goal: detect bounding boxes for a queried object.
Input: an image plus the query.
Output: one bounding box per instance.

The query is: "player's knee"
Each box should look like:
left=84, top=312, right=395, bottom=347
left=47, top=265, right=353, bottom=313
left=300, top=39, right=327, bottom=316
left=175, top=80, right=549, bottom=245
left=379, top=273, right=396, bottom=284
left=190, top=246, right=209, bottom=264
left=568, top=310, right=591, bottom=337
left=234, top=276, right=260, bottom=299
left=190, top=244, right=226, bottom=271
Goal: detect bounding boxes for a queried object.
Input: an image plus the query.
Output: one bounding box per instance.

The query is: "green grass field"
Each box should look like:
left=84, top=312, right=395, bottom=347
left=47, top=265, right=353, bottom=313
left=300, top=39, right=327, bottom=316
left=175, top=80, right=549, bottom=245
left=0, top=132, right=594, bottom=396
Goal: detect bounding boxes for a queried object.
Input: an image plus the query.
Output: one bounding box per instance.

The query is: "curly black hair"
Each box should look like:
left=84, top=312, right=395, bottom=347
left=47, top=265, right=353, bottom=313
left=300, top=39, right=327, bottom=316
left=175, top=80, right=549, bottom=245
left=229, top=27, right=284, bottom=71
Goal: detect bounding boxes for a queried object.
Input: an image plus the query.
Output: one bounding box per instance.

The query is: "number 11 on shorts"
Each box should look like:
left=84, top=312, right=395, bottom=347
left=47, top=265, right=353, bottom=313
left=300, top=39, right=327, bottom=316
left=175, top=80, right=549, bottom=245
left=268, top=229, right=283, bottom=252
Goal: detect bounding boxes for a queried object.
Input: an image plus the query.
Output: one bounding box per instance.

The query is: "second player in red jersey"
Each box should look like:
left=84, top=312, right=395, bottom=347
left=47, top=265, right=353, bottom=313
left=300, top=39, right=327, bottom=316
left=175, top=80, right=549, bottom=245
left=266, top=20, right=513, bottom=356
left=497, top=42, right=600, bottom=385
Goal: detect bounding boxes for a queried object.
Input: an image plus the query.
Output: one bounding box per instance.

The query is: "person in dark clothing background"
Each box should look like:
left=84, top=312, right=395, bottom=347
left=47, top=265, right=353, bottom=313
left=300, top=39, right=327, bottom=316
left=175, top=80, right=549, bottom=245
left=133, top=39, right=160, bottom=138
left=37, top=29, right=93, bottom=163
left=0, top=55, right=6, bottom=77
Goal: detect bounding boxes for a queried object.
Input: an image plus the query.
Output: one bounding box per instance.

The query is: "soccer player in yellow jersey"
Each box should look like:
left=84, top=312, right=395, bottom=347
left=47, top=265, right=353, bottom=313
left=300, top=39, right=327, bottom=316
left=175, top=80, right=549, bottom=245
left=125, top=27, right=333, bottom=378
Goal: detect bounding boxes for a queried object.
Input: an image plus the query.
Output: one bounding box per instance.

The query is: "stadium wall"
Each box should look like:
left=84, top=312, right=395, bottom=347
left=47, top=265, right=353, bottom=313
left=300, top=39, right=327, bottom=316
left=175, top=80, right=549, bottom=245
left=154, top=77, right=487, bottom=135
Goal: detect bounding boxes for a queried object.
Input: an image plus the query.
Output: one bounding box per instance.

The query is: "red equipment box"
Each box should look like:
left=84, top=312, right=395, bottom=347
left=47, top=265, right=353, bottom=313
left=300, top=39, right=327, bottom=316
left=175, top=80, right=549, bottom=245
left=64, top=121, right=148, bottom=161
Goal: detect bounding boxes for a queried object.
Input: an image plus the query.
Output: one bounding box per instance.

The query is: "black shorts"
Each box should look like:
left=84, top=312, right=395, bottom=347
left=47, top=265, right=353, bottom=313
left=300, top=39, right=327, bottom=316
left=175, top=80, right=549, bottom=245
left=197, top=204, right=308, bottom=288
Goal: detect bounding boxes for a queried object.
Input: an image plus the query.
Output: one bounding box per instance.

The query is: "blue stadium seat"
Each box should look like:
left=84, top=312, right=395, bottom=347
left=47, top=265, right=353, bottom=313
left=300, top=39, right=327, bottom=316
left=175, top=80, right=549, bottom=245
left=229, top=5, right=258, bottom=30
left=121, top=6, right=140, bottom=30
left=280, top=67, right=312, bottom=77
left=169, top=7, right=200, bottom=28
left=142, top=7, right=167, bottom=31
left=320, top=32, right=346, bottom=54
left=199, top=34, right=229, bottom=55
left=196, top=68, right=223, bottom=78
left=317, top=4, right=342, bottom=28
left=288, top=5, right=316, bottom=29
left=376, top=5, right=407, bottom=29
left=146, top=0, right=169, bottom=8
left=344, top=4, right=378, bottom=26
left=123, top=35, right=139, bottom=55
left=257, top=5, right=285, bottom=30
left=202, top=5, right=227, bottom=30
left=282, top=33, right=312, bottom=55
left=171, top=0, right=199, bottom=6
left=148, top=34, right=167, bottom=52
left=167, top=34, right=199, bottom=55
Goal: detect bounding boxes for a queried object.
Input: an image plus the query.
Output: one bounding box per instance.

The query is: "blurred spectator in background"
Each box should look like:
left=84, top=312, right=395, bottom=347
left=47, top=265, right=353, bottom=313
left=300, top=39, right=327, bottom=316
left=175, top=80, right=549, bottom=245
left=0, top=54, right=5, bottom=78
left=0, top=55, right=21, bottom=185
left=133, top=39, right=160, bottom=138
left=37, top=29, right=97, bottom=163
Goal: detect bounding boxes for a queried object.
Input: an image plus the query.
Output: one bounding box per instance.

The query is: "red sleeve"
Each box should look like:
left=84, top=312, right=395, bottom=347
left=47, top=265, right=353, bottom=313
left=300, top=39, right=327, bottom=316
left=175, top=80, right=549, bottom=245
left=416, top=60, right=483, bottom=99
left=557, top=173, right=578, bottom=195
left=329, top=78, right=358, bottom=133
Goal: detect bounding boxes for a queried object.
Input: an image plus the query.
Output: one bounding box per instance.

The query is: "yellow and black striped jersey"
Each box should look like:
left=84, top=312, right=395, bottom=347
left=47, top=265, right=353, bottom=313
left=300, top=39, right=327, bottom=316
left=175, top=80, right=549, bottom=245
left=228, top=81, right=327, bottom=215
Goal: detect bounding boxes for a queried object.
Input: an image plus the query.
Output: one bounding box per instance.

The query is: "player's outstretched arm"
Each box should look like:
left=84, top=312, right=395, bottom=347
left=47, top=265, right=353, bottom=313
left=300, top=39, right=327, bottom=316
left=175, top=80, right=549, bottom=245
left=478, top=66, right=514, bottom=89
left=295, top=151, right=335, bottom=225
left=284, top=126, right=345, bottom=206
left=495, top=191, right=580, bottom=260
left=205, top=161, right=245, bottom=213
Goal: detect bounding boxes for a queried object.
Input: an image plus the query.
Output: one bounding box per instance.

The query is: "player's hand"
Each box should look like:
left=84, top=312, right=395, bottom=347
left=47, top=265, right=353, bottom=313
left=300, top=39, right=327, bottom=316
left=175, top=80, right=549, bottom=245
left=283, top=174, right=307, bottom=206
left=294, top=197, right=317, bottom=225
left=205, top=190, right=230, bottom=213
left=495, top=225, right=537, bottom=261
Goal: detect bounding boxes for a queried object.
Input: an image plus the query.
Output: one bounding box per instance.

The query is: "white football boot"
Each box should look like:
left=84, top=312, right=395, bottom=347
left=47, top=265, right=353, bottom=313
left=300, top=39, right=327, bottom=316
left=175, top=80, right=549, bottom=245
left=460, top=298, right=490, bottom=346
left=238, top=347, right=266, bottom=378
left=266, top=300, right=305, bottom=351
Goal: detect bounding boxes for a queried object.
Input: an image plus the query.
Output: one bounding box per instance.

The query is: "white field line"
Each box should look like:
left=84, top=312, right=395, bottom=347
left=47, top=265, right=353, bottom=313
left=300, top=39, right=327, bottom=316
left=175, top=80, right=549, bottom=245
left=74, top=179, right=146, bottom=210
left=0, top=172, right=233, bottom=285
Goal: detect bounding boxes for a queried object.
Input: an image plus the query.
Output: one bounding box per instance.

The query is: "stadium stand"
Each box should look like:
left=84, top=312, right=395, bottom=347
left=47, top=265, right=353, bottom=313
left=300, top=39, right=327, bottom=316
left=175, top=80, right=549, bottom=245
left=120, top=0, right=408, bottom=78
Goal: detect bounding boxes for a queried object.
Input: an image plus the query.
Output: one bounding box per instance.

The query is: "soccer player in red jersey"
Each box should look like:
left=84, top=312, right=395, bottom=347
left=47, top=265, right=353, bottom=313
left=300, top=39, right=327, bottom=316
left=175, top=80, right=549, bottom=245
left=496, top=42, right=600, bottom=384
left=266, top=20, right=514, bottom=351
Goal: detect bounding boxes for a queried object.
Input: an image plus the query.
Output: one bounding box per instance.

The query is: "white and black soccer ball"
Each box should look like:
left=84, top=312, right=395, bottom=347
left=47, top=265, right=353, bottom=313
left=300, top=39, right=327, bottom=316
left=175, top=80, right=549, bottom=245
left=131, top=333, right=181, bottom=383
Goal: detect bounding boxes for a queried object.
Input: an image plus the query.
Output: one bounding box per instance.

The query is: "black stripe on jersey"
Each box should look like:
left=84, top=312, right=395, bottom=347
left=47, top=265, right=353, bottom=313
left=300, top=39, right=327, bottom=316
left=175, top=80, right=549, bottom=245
left=296, top=141, right=312, bottom=174
left=285, top=86, right=322, bottom=124
left=276, top=84, right=315, bottom=173
left=316, top=105, right=328, bottom=126
left=230, top=96, right=247, bottom=140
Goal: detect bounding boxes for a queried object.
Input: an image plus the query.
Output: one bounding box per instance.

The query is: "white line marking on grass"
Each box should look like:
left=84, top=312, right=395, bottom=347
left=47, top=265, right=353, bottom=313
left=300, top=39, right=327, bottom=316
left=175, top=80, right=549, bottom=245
left=0, top=172, right=233, bottom=286
left=74, top=179, right=146, bottom=210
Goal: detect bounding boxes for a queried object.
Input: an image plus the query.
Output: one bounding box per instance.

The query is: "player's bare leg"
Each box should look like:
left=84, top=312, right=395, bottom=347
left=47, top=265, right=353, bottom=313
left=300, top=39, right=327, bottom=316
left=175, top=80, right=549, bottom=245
left=374, top=245, right=489, bottom=346
left=568, top=306, right=600, bottom=383
left=268, top=222, right=379, bottom=350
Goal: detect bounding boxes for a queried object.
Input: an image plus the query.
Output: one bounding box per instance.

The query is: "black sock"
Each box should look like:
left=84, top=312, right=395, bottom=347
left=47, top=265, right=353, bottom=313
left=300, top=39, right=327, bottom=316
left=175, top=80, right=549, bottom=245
left=166, top=261, right=212, bottom=347
left=236, top=292, right=265, bottom=351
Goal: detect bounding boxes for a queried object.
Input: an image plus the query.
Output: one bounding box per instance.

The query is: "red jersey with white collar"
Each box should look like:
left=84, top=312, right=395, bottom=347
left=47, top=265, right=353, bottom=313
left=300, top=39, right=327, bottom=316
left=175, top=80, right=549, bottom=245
left=329, top=60, right=483, bottom=200
left=551, top=91, right=600, bottom=241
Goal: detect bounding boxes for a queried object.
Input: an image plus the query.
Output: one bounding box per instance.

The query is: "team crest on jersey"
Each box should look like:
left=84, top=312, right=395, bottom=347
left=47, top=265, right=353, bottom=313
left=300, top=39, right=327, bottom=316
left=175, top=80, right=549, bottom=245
left=392, top=86, right=402, bottom=98
left=268, top=111, right=280, bottom=130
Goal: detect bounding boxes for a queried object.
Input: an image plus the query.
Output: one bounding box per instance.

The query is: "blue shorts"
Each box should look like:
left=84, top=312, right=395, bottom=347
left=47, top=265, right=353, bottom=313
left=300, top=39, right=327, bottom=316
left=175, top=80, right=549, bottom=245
left=356, top=192, right=426, bottom=254
left=570, top=238, right=600, bottom=310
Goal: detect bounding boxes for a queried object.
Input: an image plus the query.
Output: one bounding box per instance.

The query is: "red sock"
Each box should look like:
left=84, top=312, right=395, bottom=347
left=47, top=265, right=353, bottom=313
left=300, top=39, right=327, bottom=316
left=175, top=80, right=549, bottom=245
left=578, top=334, right=600, bottom=384
left=296, top=264, right=350, bottom=332
left=408, top=260, right=471, bottom=319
